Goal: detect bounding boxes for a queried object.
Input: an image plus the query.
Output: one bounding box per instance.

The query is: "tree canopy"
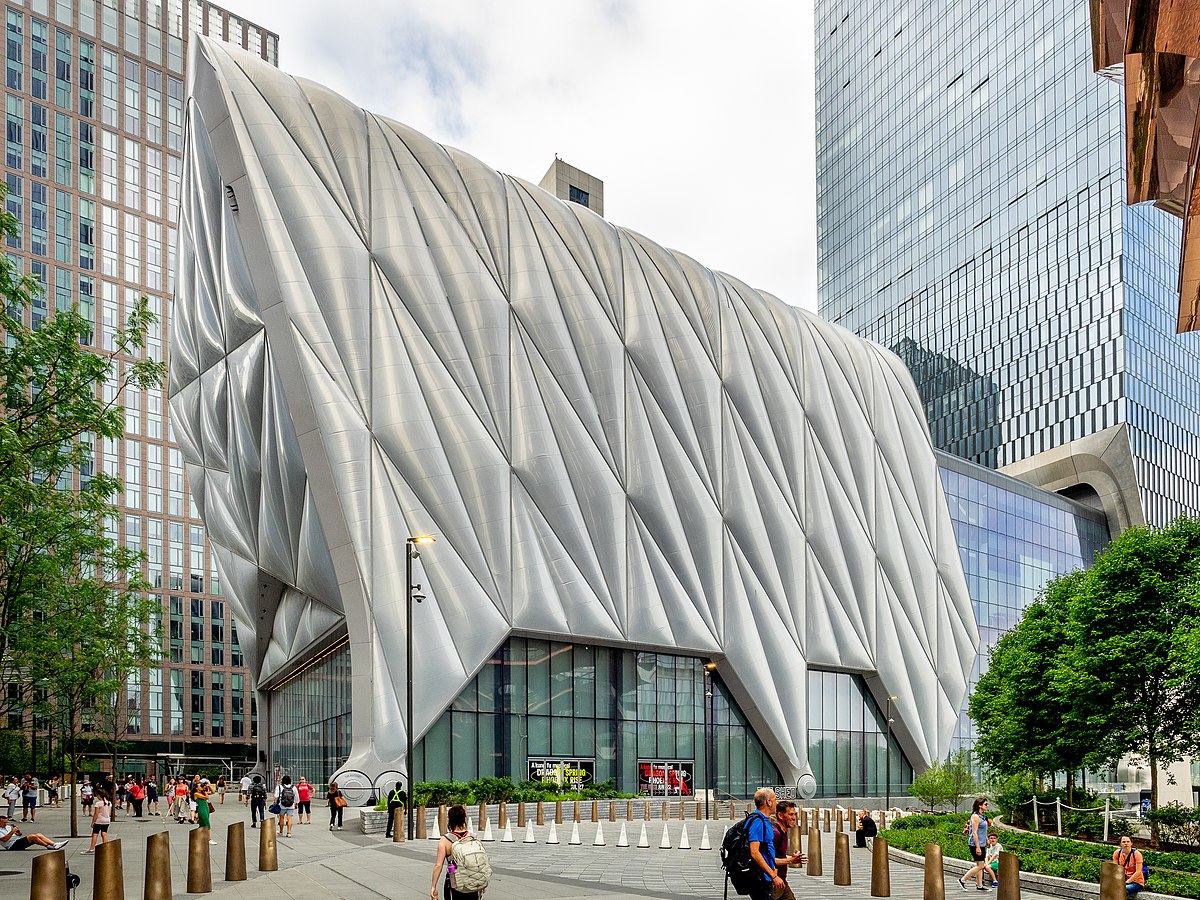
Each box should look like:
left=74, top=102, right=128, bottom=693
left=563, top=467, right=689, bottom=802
left=969, top=517, right=1200, bottom=823
left=0, top=200, right=164, bottom=835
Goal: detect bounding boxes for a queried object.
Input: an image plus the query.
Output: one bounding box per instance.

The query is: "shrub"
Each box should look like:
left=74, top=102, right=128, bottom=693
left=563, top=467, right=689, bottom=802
left=1146, top=805, right=1200, bottom=849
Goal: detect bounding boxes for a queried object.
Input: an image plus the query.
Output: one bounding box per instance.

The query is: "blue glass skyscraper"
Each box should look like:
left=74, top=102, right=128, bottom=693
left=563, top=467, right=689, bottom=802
left=815, top=0, right=1200, bottom=528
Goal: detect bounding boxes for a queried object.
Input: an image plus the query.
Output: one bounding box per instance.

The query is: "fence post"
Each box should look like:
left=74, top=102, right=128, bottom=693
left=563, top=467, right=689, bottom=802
left=1103, top=797, right=1110, bottom=843
left=1055, top=798, right=1062, bottom=837
left=1031, top=797, right=1037, bottom=831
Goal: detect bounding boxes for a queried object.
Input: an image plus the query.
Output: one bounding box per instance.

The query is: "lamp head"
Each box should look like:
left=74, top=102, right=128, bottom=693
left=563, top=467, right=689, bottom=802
left=408, top=535, right=437, bottom=545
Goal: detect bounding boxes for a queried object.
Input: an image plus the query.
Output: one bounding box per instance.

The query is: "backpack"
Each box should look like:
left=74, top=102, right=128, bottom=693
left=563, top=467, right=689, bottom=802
left=447, top=831, right=492, bottom=892
left=1121, top=850, right=1150, bottom=884
left=250, top=783, right=266, bottom=801
left=279, top=784, right=295, bottom=807
left=720, top=813, right=762, bottom=896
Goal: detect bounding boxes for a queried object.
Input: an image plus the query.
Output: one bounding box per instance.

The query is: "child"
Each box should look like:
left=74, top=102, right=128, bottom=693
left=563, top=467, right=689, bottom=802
left=985, top=832, right=1003, bottom=887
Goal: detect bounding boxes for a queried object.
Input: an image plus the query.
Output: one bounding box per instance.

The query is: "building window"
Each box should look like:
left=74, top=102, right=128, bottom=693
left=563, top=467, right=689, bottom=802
left=568, top=185, right=589, bottom=208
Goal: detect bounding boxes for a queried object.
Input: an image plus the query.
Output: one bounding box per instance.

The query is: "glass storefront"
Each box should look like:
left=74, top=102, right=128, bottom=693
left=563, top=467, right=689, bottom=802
left=267, top=637, right=352, bottom=786
left=413, top=637, right=781, bottom=797
left=808, top=670, right=911, bottom=797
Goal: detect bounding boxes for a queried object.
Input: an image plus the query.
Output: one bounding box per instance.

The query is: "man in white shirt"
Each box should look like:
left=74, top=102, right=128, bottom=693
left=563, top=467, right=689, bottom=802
left=0, top=814, right=67, bottom=851
left=239, top=774, right=252, bottom=806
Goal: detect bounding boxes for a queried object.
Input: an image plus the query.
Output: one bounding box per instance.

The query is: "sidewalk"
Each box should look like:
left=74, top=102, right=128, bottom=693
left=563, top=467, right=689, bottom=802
left=0, top=800, right=1065, bottom=900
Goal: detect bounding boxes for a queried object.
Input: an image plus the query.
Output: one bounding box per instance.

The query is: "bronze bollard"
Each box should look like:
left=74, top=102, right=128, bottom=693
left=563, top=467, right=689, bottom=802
left=788, top=825, right=801, bottom=856
left=729, top=799, right=737, bottom=820
left=696, top=800, right=702, bottom=820
left=609, top=800, right=616, bottom=822
left=225, top=821, right=247, bottom=881
left=824, top=807, right=832, bottom=832
left=438, top=805, right=448, bottom=835
left=591, top=800, right=598, bottom=823
left=573, top=800, right=581, bottom=822
left=807, top=826, right=823, bottom=877
left=393, top=808, right=405, bottom=842
left=417, top=806, right=428, bottom=839
left=626, top=800, right=633, bottom=821
left=835, top=832, right=851, bottom=885
left=923, top=842, right=944, bottom=900
left=478, top=802, right=487, bottom=833
left=31, top=848, right=69, bottom=900
left=95, top=838, right=125, bottom=900
left=144, top=831, right=172, bottom=900
left=536, top=801, right=545, bottom=825
left=644, top=800, right=651, bottom=820
left=555, top=800, right=563, bottom=824
left=498, top=801, right=507, bottom=829
left=517, top=802, right=526, bottom=828
left=186, top=827, right=212, bottom=893
left=871, top=836, right=891, bottom=897
left=837, top=808, right=844, bottom=833
left=259, top=817, right=278, bottom=872
left=998, top=850, right=1020, bottom=900
left=799, top=807, right=808, bottom=831
left=677, top=799, right=685, bottom=821
left=1100, top=861, right=1125, bottom=900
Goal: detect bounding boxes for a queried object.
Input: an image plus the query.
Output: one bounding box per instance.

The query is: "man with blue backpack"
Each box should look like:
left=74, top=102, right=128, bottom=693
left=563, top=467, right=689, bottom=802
left=721, top=788, right=788, bottom=900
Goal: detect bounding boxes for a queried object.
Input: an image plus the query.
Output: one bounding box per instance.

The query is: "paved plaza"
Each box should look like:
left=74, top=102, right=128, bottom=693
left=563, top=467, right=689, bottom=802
left=0, top=800, right=1067, bottom=900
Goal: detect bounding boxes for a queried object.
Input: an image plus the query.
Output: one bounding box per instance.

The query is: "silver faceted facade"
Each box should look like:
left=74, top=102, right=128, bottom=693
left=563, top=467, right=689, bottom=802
left=169, top=38, right=978, bottom=789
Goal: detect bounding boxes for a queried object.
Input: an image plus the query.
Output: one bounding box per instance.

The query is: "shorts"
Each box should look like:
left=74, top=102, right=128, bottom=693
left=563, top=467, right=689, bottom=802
left=297, top=801, right=311, bottom=814
left=22, top=797, right=36, bottom=809
left=92, top=823, right=110, bottom=834
left=9, top=837, right=31, bottom=851
left=279, top=806, right=296, bottom=816
left=969, top=845, right=986, bottom=862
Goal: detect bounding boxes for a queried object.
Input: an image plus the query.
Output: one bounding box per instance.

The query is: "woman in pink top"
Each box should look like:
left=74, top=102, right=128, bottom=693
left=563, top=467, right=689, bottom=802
left=84, top=788, right=113, bottom=853
left=296, top=777, right=313, bottom=825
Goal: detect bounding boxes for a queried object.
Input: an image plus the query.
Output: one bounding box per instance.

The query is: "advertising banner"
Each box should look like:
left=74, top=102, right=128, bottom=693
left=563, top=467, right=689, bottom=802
left=637, top=759, right=695, bottom=796
left=527, top=757, right=595, bottom=790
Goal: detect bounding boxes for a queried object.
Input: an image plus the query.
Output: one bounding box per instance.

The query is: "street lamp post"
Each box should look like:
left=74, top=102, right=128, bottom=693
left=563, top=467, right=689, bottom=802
left=405, top=534, right=436, bottom=841
left=884, top=695, right=897, bottom=813
left=703, top=662, right=717, bottom=820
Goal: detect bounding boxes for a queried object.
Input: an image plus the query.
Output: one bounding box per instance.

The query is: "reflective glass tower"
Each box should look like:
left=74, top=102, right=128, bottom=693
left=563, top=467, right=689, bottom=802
left=2, top=0, right=277, bottom=768
left=815, top=0, right=1200, bottom=527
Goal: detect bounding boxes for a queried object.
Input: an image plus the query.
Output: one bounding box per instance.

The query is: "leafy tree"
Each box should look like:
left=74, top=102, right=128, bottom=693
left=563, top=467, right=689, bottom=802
left=909, top=758, right=955, bottom=812
left=1059, top=518, right=1200, bottom=831
left=970, top=572, right=1101, bottom=800
left=944, top=749, right=982, bottom=813
left=0, top=200, right=164, bottom=836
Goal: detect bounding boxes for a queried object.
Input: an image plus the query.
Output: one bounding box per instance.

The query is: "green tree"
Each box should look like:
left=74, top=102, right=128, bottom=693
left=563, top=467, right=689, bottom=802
left=0, top=200, right=164, bottom=836
left=1059, top=518, right=1200, bottom=837
left=909, top=758, right=955, bottom=812
left=969, top=572, right=1101, bottom=800
left=944, top=749, right=981, bottom=812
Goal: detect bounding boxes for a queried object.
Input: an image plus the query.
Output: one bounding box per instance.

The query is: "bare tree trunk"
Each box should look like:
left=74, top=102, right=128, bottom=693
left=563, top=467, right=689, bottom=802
left=1149, top=745, right=1160, bottom=847
left=69, top=728, right=78, bottom=838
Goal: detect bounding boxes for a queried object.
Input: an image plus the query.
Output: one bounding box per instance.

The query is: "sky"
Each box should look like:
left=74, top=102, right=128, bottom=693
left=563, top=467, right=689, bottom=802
left=222, top=0, right=817, bottom=311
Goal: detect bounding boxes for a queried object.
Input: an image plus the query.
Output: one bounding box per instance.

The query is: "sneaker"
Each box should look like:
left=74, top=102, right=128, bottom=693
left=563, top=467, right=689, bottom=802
left=329, top=825, right=333, bottom=831
left=337, top=826, right=342, bottom=830
left=992, top=882, right=999, bottom=888
left=82, top=849, right=94, bottom=854
left=977, top=888, right=990, bottom=892
left=50, top=841, right=69, bottom=850
left=959, top=880, right=969, bottom=892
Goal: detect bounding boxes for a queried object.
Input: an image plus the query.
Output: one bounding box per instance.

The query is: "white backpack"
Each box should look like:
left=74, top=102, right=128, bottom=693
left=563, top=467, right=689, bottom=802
left=448, top=831, right=492, bottom=893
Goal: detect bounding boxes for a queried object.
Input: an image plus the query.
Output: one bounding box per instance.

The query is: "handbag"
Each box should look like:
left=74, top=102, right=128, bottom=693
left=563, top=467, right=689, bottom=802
left=334, top=794, right=348, bottom=808
left=269, top=802, right=282, bottom=815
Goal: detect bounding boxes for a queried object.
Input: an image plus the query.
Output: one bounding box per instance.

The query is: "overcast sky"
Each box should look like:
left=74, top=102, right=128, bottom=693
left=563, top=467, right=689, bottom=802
left=223, top=0, right=817, bottom=310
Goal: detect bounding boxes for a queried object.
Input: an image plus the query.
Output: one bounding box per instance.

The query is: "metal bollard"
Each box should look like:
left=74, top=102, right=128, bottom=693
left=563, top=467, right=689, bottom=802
left=871, top=836, right=891, bottom=897
left=591, top=800, right=598, bottom=823
left=478, top=803, right=487, bottom=834
left=498, top=801, right=507, bottom=829
left=573, top=800, right=581, bottom=823
left=187, top=827, right=212, bottom=894
left=517, top=802, right=526, bottom=828
left=696, top=800, right=702, bottom=820
left=259, top=817, right=278, bottom=872
left=923, top=842, right=944, bottom=900
left=417, top=806, right=428, bottom=839
left=788, top=825, right=801, bottom=856
left=660, top=800, right=669, bottom=821
left=644, top=800, right=651, bottom=820
left=609, top=800, right=616, bottom=822
left=554, top=800, right=562, bottom=824
left=1100, top=861, right=1125, bottom=900
left=393, top=808, right=406, bottom=843
left=837, top=808, right=844, bottom=833
left=799, top=807, right=808, bottom=831
left=835, top=832, right=851, bottom=885
left=626, top=800, right=634, bottom=821
left=729, top=799, right=737, bottom=821
left=95, top=838, right=125, bottom=900
left=678, top=799, right=685, bottom=821
left=225, top=821, right=247, bottom=881
left=438, top=805, right=448, bottom=835
left=807, top=826, right=823, bottom=877
left=824, top=808, right=832, bottom=832
left=536, top=801, right=545, bottom=826
left=144, top=831, right=172, bottom=900
left=998, top=850, right=1020, bottom=900
left=31, top=848, right=68, bottom=900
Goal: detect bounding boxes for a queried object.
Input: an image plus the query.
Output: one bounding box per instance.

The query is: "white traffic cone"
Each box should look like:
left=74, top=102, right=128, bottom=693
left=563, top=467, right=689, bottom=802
left=617, top=821, right=629, bottom=847
left=637, top=822, right=650, bottom=848
left=523, top=822, right=536, bottom=843
left=547, top=821, right=560, bottom=844
left=699, top=824, right=712, bottom=851
left=593, top=822, right=606, bottom=846
left=481, top=817, right=493, bottom=841
left=678, top=824, right=690, bottom=849
left=569, top=821, right=581, bottom=845
left=501, top=820, right=514, bottom=842
left=659, top=823, right=672, bottom=849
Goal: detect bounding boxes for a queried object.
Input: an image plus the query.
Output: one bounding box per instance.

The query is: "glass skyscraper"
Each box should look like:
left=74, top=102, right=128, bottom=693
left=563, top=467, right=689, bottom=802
left=2, top=0, right=276, bottom=770
left=815, top=0, right=1200, bottom=527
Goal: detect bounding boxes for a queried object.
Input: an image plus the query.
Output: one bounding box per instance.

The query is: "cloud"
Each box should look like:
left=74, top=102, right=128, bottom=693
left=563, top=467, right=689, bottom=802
left=223, top=0, right=816, bottom=309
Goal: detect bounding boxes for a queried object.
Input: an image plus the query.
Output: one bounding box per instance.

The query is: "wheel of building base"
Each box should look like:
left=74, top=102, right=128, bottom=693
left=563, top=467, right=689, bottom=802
left=374, top=770, right=405, bottom=802
left=332, top=770, right=373, bottom=808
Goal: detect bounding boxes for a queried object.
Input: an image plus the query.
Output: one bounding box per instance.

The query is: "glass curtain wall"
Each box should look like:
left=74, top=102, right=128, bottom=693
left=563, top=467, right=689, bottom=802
left=267, top=638, right=352, bottom=787
left=413, top=637, right=781, bottom=797
left=807, top=670, right=911, bottom=797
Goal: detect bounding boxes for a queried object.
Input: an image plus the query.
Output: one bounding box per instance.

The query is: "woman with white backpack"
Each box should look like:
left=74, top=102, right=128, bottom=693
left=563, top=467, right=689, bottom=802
left=430, top=804, right=491, bottom=898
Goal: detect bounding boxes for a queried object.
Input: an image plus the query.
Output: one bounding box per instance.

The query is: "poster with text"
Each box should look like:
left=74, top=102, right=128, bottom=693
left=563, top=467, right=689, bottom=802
left=527, top=757, right=595, bottom=790
left=637, top=759, right=695, bottom=796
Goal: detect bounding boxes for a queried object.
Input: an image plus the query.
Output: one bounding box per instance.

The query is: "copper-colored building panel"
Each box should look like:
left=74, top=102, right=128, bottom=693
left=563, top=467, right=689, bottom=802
left=1125, top=52, right=1200, bottom=205
left=1145, top=0, right=1200, bottom=57
left=1091, top=0, right=1129, bottom=70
